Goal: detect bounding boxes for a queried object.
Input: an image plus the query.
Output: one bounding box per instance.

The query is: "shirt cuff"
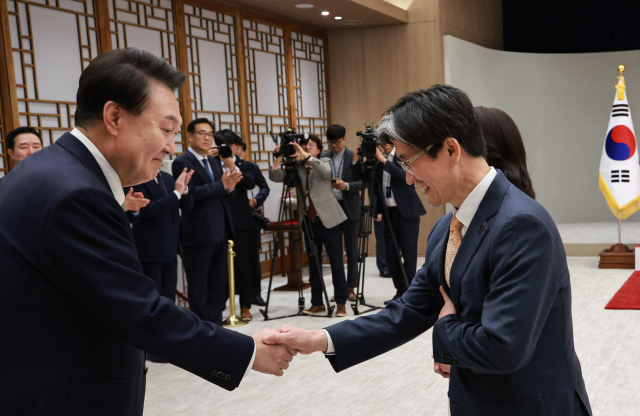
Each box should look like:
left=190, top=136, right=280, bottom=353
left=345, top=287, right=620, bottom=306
left=132, top=210, right=141, bottom=216
left=323, top=329, right=335, bottom=355
left=345, top=183, right=350, bottom=191
left=243, top=340, right=257, bottom=380
left=182, top=187, right=189, bottom=195
left=173, top=190, right=181, bottom=200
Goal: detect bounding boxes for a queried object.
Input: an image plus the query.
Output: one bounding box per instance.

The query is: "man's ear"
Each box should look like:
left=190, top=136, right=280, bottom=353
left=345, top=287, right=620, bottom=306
left=444, top=137, right=462, bottom=166
left=103, top=101, right=121, bottom=136
left=7, top=148, right=15, bottom=160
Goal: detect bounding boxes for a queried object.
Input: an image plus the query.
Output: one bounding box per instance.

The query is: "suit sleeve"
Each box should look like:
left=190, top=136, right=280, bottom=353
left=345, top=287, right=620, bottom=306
left=310, top=157, right=332, bottom=179
left=432, top=213, right=558, bottom=374
left=324, top=219, right=444, bottom=372
left=134, top=184, right=180, bottom=219
left=269, top=166, right=285, bottom=183
left=253, top=166, right=270, bottom=207
left=383, top=159, right=408, bottom=181
left=40, top=188, right=254, bottom=390
left=239, top=163, right=256, bottom=189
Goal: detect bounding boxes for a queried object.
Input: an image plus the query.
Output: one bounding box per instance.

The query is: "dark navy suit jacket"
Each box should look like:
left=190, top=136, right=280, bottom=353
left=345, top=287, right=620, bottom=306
left=373, top=153, right=426, bottom=220
left=228, top=157, right=260, bottom=232
left=172, top=151, right=235, bottom=245
left=0, top=133, right=254, bottom=415
left=125, top=171, right=193, bottom=263
left=251, top=163, right=270, bottom=208
left=324, top=171, right=591, bottom=416
left=321, top=148, right=362, bottom=221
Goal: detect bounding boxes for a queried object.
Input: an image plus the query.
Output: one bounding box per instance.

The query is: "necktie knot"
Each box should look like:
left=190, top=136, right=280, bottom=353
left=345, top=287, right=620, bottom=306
left=450, top=215, right=463, bottom=231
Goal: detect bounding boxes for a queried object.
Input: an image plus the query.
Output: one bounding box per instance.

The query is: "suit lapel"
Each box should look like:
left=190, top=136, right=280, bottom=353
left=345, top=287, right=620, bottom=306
left=184, top=151, right=213, bottom=184
left=448, top=171, right=511, bottom=309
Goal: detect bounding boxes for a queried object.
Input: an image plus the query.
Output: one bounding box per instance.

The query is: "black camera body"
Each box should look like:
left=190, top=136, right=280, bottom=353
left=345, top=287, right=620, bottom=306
left=270, top=127, right=309, bottom=157
left=251, top=208, right=270, bottom=229
left=356, top=126, right=378, bottom=159
left=217, top=144, right=233, bottom=159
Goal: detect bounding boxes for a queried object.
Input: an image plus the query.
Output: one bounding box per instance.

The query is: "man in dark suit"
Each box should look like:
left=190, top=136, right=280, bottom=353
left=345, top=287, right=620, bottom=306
left=237, top=141, right=271, bottom=306
left=263, top=85, right=591, bottom=416
left=125, top=168, right=193, bottom=301
left=0, top=48, right=293, bottom=415
left=172, top=118, right=242, bottom=326
left=322, top=124, right=362, bottom=301
left=213, top=129, right=257, bottom=321
left=0, top=127, right=43, bottom=184
left=372, top=142, right=426, bottom=304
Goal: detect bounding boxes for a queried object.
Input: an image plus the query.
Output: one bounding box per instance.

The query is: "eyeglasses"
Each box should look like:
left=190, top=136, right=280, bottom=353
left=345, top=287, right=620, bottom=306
left=327, top=140, right=342, bottom=145
left=196, top=131, right=214, bottom=138
left=398, top=144, right=433, bottom=175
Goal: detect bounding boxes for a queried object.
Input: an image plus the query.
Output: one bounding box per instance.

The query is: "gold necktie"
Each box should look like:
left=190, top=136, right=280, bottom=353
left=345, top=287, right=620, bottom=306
left=444, top=215, right=463, bottom=286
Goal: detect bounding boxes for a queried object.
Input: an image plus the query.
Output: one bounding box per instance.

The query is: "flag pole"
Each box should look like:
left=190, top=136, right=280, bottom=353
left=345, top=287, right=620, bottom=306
left=618, top=217, right=622, bottom=245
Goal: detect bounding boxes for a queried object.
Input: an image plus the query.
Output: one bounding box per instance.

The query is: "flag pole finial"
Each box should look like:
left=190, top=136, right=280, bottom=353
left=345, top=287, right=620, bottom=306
left=616, top=65, right=626, bottom=100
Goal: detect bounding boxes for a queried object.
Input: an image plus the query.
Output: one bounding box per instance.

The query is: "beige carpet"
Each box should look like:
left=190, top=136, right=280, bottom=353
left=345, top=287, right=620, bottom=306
left=143, top=257, right=640, bottom=415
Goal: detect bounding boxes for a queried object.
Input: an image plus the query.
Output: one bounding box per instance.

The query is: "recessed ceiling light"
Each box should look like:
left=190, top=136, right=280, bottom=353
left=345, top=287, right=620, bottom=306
left=335, top=16, right=342, bottom=20
left=321, top=11, right=330, bottom=16
left=295, top=3, right=314, bottom=8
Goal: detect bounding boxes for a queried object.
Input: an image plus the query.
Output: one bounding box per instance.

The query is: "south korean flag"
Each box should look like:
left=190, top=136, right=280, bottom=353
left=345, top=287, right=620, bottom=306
left=599, top=72, right=640, bottom=219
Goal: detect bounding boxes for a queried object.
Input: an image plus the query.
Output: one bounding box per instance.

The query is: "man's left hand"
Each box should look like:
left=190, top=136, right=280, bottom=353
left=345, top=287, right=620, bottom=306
left=375, top=146, right=387, bottom=164
left=332, top=179, right=348, bottom=191
left=124, top=188, right=150, bottom=213
left=432, top=354, right=451, bottom=378
left=438, top=286, right=457, bottom=319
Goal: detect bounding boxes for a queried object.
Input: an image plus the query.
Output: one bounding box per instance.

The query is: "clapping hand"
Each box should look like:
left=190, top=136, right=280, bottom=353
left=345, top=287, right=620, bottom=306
left=221, top=169, right=242, bottom=191
left=262, top=324, right=328, bottom=355
left=124, top=188, right=150, bottom=213
left=251, top=329, right=298, bottom=376
left=174, top=167, right=194, bottom=195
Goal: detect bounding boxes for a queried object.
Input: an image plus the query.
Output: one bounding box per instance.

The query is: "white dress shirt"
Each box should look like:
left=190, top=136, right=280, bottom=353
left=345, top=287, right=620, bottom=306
left=382, top=148, right=398, bottom=207
left=331, top=147, right=349, bottom=200
left=72, top=132, right=255, bottom=379
left=323, top=166, right=498, bottom=355
left=71, top=128, right=125, bottom=206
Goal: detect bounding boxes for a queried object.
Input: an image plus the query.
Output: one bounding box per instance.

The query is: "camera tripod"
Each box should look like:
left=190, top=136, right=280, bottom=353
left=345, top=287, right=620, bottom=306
left=351, top=159, right=409, bottom=315
left=260, top=158, right=334, bottom=321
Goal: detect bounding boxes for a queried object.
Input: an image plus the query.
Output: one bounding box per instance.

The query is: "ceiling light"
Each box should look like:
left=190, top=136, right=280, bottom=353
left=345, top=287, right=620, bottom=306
left=335, top=16, right=342, bottom=20
left=295, top=3, right=314, bottom=8
left=321, top=11, right=330, bottom=16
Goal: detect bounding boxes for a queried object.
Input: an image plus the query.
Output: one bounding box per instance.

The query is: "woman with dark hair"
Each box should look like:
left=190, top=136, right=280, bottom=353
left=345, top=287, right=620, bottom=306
left=475, top=106, right=536, bottom=199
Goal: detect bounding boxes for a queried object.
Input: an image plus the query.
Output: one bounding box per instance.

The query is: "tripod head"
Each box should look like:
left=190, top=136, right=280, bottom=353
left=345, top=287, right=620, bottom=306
left=356, top=125, right=379, bottom=182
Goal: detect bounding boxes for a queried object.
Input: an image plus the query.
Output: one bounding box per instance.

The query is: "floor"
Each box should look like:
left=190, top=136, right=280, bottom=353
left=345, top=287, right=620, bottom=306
left=557, top=222, right=640, bottom=244
left=143, top=257, right=640, bottom=416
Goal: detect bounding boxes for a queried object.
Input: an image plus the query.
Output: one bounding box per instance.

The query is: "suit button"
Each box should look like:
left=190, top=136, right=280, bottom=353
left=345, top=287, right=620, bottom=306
left=225, top=375, right=230, bottom=381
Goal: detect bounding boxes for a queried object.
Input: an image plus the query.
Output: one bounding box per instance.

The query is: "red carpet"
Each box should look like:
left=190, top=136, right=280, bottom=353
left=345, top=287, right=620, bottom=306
left=605, top=271, right=640, bottom=310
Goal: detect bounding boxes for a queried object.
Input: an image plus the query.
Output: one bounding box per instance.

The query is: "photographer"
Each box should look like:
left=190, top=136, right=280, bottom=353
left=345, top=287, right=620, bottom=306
left=268, top=135, right=349, bottom=317
left=373, top=142, right=426, bottom=304
left=213, top=129, right=257, bottom=322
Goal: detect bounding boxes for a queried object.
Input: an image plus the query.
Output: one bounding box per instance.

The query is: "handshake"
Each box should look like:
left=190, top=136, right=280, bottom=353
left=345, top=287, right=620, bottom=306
left=250, top=325, right=328, bottom=376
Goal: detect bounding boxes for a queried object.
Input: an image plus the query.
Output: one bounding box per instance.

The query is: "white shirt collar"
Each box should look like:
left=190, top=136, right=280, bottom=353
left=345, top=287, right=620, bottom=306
left=387, top=147, right=396, bottom=160
left=454, top=166, right=497, bottom=237
left=70, top=128, right=125, bottom=206
left=188, top=146, right=207, bottom=161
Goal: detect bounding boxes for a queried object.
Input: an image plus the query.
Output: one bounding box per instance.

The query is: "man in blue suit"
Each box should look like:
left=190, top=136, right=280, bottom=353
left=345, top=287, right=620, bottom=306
left=372, top=142, right=426, bottom=304
left=172, top=118, right=243, bottom=326
left=263, top=85, right=591, bottom=415
left=125, top=168, right=193, bottom=301
left=0, top=48, right=293, bottom=415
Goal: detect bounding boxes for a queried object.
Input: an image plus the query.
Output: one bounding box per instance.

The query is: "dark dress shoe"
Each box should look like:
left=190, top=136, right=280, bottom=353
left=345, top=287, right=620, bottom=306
left=383, top=294, right=402, bottom=305
left=252, top=296, right=266, bottom=306
left=379, top=270, right=391, bottom=278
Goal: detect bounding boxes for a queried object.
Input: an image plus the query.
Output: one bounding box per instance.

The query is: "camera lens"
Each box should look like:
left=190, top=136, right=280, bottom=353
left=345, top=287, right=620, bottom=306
left=219, top=145, right=233, bottom=159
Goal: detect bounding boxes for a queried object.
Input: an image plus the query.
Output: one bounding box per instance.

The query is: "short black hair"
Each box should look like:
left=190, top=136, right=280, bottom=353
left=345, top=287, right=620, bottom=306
left=240, top=141, right=247, bottom=151
left=326, top=124, right=346, bottom=141
left=187, top=118, right=214, bottom=134
left=75, top=48, right=186, bottom=128
left=376, top=85, right=486, bottom=159
left=6, top=127, right=42, bottom=150
left=213, top=129, right=241, bottom=147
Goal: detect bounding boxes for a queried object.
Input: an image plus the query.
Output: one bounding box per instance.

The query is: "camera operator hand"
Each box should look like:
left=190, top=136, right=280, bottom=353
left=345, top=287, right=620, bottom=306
left=271, top=145, right=284, bottom=170
left=331, top=179, right=348, bottom=191
left=375, top=213, right=382, bottom=222
left=207, top=145, right=219, bottom=158
left=375, top=146, right=387, bottom=164
left=222, top=169, right=242, bottom=191
left=292, top=142, right=310, bottom=161
left=220, top=153, right=237, bottom=171
left=353, top=143, right=361, bottom=164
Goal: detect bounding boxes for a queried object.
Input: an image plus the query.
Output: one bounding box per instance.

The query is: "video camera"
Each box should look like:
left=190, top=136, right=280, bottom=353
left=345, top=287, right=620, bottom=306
left=270, top=127, right=309, bottom=158
left=356, top=125, right=378, bottom=160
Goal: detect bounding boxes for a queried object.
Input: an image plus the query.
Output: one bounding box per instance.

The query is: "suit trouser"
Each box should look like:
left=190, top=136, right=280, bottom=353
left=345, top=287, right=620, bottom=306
left=374, top=218, right=388, bottom=272
left=337, top=201, right=360, bottom=289
left=141, top=259, right=178, bottom=301
left=232, top=229, right=253, bottom=309
left=449, top=391, right=590, bottom=416
left=181, top=242, right=228, bottom=326
left=384, top=206, right=420, bottom=296
left=249, top=229, right=263, bottom=298
left=303, top=216, right=349, bottom=306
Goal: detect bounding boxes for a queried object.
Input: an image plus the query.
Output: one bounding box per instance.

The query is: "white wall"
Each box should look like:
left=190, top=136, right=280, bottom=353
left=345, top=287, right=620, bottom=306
left=444, top=36, right=640, bottom=223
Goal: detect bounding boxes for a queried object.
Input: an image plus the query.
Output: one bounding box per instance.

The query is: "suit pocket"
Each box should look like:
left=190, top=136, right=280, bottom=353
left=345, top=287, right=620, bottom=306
left=69, top=377, right=130, bottom=404
left=480, top=394, right=547, bottom=416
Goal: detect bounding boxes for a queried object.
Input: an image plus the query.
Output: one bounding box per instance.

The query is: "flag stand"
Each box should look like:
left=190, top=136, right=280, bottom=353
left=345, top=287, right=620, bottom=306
left=598, top=218, right=634, bottom=269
